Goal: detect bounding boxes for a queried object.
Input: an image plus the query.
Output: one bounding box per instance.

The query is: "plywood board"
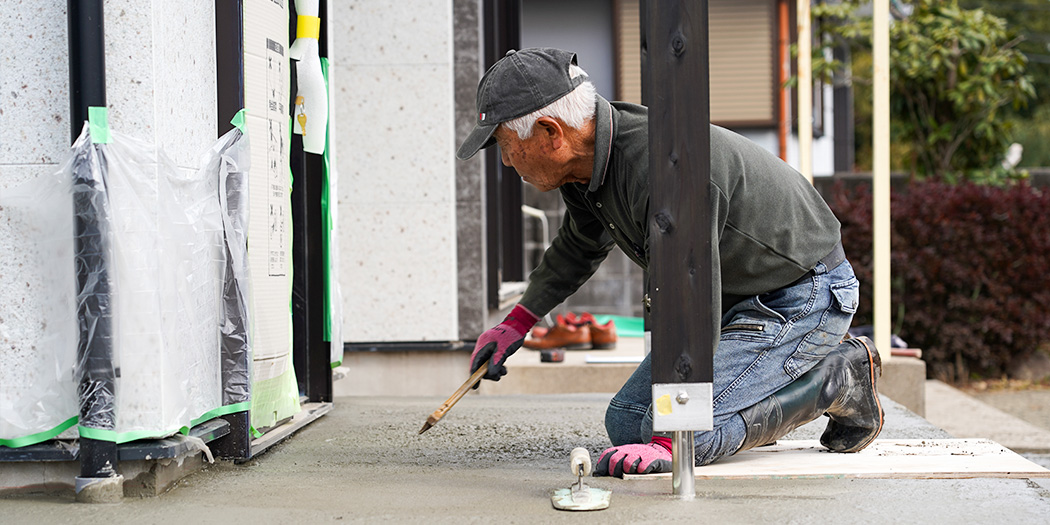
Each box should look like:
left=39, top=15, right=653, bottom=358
left=625, top=439, right=1050, bottom=480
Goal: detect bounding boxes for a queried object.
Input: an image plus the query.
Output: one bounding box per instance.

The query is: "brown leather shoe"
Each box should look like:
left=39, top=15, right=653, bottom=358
left=524, top=317, right=590, bottom=349
left=579, top=312, right=617, bottom=349
left=528, top=313, right=569, bottom=340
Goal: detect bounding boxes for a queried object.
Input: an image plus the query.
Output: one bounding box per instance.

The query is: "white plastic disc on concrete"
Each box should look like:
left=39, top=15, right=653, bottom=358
left=551, top=486, right=611, bottom=511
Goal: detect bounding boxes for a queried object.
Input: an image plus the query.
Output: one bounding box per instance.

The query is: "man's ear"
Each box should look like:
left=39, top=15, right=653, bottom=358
left=534, top=116, right=565, bottom=149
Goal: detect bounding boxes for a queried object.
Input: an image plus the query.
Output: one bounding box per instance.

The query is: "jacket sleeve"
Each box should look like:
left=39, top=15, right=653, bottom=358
left=519, top=189, right=615, bottom=317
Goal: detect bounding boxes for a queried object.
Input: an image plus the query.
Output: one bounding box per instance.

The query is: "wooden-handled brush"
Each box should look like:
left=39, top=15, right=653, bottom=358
left=418, top=363, right=488, bottom=435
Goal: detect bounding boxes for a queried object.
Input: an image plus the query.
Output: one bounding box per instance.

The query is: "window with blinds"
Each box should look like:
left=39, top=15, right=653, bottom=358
left=615, top=0, right=778, bottom=127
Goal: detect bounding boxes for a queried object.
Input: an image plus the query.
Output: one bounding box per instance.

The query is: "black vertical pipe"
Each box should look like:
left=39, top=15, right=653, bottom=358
left=499, top=0, right=523, bottom=284
left=290, top=0, right=332, bottom=403
left=646, top=0, right=714, bottom=386
left=639, top=1, right=649, bottom=107
left=832, top=44, right=854, bottom=173
left=290, top=142, right=332, bottom=402
left=640, top=2, right=650, bottom=339
left=309, top=0, right=332, bottom=402
left=216, top=0, right=245, bottom=136
left=68, top=0, right=107, bottom=143
left=68, top=0, right=118, bottom=478
left=211, top=0, right=252, bottom=460
left=482, top=0, right=522, bottom=309
left=482, top=0, right=499, bottom=309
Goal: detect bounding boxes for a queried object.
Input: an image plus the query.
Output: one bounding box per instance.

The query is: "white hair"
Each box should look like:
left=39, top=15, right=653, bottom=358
left=501, top=64, right=597, bottom=139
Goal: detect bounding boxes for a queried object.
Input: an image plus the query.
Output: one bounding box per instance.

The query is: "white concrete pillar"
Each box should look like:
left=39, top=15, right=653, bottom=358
left=333, top=0, right=459, bottom=342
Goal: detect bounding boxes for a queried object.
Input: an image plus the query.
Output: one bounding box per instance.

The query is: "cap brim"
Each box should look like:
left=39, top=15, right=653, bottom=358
left=457, top=123, right=498, bottom=160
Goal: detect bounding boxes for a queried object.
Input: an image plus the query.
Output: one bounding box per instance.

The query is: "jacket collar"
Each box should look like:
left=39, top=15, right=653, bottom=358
left=587, top=95, right=615, bottom=192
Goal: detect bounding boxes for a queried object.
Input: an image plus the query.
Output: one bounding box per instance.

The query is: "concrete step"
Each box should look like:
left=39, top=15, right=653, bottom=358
left=924, top=379, right=1050, bottom=454
left=358, top=336, right=927, bottom=417
left=479, top=336, right=927, bottom=416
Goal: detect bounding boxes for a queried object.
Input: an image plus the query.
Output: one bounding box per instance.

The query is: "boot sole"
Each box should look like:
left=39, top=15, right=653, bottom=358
left=861, top=335, right=884, bottom=428
left=850, top=336, right=884, bottom=451
left=822, top=336, right=884, bottom=453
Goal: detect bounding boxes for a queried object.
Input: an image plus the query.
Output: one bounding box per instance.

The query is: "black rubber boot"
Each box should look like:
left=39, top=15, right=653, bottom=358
left=736, top=336, right=884, bottom=454
left=819, top=337, right=885, bottom=452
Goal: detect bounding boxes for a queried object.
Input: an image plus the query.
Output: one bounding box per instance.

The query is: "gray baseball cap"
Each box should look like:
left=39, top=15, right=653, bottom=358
left=456, top=48, right=588, bottom=160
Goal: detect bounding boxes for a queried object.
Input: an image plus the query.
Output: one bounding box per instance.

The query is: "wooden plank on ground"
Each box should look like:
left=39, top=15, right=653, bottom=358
left=249, top=402, right=332, bottom=458
left=624, top=439, right=1050, bottom=480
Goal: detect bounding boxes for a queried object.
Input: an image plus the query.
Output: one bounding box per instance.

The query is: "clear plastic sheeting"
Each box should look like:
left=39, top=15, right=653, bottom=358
left=321, top=56, right=344, bottom=367
left=0, top=146, right=80, bottom=448
left=97, top=124, right=226, bottom=441
left=69, top=121, right=118, bottom=437
left=0, top=123, right=254, bottom=446
left=214, top=128, right=253, bottom=406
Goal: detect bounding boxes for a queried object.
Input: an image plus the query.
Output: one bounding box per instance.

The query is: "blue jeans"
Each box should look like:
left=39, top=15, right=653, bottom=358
left=605, top=259, right=859, bottom=466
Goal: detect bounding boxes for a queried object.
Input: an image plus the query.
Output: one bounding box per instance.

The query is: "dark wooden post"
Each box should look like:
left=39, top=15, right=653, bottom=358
left=643, top=0, right=713, bottom=499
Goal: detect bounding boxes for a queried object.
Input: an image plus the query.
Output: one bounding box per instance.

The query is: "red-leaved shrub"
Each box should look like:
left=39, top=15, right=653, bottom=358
left=829, top=180, right=1050, bottom=382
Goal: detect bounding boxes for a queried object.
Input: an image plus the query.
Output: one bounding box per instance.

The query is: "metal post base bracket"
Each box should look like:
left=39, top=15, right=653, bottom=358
left=552, top=448, right=611, bottom=511
left=652, top=383, right=713, bottom=432
left=672, top=431, right=696, bottom=500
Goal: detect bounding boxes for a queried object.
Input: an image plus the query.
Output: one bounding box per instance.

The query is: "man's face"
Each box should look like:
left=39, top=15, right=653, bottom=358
left=493, top=125, right=568, bottom=192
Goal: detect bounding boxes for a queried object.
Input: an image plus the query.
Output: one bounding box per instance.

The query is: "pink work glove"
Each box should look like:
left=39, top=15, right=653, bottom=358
left=594, top=436, right=673, bottom=477
left=470, top=304, right=540, bottom=383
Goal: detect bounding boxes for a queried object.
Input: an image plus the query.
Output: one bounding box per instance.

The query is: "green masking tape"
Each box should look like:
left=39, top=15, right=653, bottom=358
left=78, top=425, right=163, bottom=444
left=88, top=106, right=112, bottom=144
left=320, top=56, right=334, bottom=345
left=231, top=108, right=248, bottom=134
left=0, top=416, right=78, bottom=448
left=189, top=401, right=252, bottom=429
left=77, top=402, right=254, bottom=443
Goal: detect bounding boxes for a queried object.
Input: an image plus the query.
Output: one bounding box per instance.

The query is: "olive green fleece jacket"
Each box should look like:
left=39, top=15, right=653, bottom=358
left=519, top=96, right=841, bottom=321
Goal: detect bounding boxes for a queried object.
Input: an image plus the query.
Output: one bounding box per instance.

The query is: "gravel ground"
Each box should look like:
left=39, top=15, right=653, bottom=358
left=8, top=394, right=1050, bottom=524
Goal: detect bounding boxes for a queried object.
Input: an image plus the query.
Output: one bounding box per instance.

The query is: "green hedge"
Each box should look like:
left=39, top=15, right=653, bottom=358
left=829, top=180, right=1050, bottom=382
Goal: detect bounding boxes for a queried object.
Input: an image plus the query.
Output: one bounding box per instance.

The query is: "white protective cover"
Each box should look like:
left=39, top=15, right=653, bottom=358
left=102, top=125, right=225, bottom=440
left=0, top=144, right=79, bottom=446
left=0, top=124, right=251, bottom=445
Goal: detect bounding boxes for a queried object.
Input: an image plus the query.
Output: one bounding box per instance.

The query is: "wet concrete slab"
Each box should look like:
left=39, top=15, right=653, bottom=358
left=3, top=394, right=1050, bottom=523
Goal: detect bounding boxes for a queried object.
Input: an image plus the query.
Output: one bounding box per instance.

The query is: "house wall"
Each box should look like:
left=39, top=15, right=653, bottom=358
left=0, top=0, right=218, bottom=438
left=0, top=0, right=216, bottom=222
left=332, top=0, right=460, bottom=342
left=0, top=1, right=77, bottom=442
left=105, top=2, right=218, bottom=173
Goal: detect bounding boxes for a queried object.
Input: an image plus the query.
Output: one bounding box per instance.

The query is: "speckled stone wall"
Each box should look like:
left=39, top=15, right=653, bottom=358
left=104, top=1, right=218, bottom=171
left=0, top=1, right=78, bottom=440
left=332, top=1, right=459, bottom=342
left=0, top=2, right=71, bottom=195
left=0, top=1, right=217, bottom=439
